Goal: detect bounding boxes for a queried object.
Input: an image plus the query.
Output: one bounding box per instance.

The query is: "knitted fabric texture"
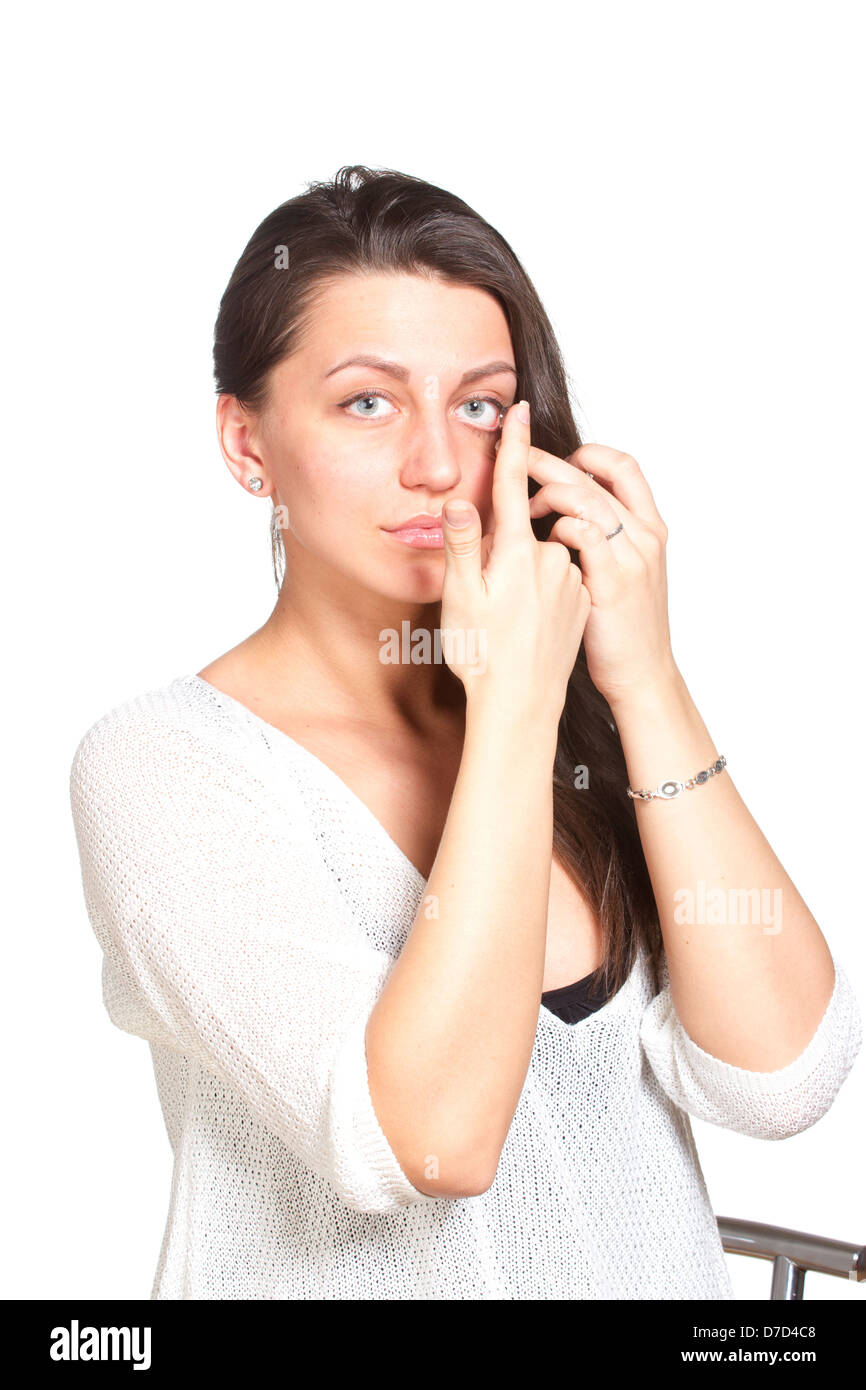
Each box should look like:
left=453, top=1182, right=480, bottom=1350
left=68, top=674, right=863, bottom=1300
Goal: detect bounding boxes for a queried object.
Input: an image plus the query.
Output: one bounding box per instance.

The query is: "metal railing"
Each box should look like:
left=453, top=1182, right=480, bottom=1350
left=717, top=1216, right=866, bottom=1299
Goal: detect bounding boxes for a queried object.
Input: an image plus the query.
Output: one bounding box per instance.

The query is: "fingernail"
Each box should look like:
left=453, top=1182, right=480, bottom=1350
left=443, top=501, right=473, bottom=527
left=517, top=400, right=530, bottom=424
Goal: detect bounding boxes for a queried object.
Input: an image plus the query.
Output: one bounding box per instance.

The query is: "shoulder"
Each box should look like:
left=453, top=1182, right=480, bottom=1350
left=68, top=673, right=267, bottom=809
left=69, top=675, right=320, bottom=879
left=72, top=675, right=200, bottom=768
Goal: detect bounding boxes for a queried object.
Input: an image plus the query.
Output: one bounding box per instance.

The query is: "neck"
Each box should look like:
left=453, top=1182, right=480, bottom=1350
left=247, top=567, right=466, bottom=738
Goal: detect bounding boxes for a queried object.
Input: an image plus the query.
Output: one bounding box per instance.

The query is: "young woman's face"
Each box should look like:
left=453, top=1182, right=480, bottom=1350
left=253, top=271, right=517, bottom=603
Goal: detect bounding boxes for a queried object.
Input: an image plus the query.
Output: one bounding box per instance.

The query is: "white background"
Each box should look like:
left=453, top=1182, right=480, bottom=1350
left=2, top=0, right=863, bottom=1302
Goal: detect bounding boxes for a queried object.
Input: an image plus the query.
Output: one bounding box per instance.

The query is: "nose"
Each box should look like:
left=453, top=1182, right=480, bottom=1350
left=397, top=408, right=493, bottom=491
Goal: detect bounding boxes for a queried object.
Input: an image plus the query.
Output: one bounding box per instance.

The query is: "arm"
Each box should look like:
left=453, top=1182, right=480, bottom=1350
left=522, top=437, right=855, bottom=1077
left=612, top=666, right=854, bottom=1072
left=366, top=692, right=560, bottom=1198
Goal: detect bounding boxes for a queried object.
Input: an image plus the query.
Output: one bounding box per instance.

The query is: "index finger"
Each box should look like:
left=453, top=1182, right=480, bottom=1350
left=490, top=399, right=534, bottom=545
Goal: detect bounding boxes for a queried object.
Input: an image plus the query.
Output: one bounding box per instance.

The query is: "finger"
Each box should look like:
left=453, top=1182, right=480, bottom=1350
left=527, top=448, right=626, bottom=521
left=529, top=448, right=665, bottom=549
left=489, top=400, right=534, bottom=548
left=529, top=475, right=652, bottom=557
left=528, top=478, right=620, bottom=535
left=527, top=447, right=611, bottom=495
left=527, top=446, right=603, bottom=490
left=441, top=498, right=483, bottom=595
left=547, top=515, right=624, bottom=600
left=567, top=444, right=666, bottom=534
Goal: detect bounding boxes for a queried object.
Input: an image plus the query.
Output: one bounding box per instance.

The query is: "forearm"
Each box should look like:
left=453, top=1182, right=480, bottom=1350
left=366, top=695, right=559, bottom=1197
left=609, top=665, right=835, bottom=1070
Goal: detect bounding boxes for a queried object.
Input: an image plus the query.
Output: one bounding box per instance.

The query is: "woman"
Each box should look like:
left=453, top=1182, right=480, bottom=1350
left=69, top=164, right=862, bottom=1300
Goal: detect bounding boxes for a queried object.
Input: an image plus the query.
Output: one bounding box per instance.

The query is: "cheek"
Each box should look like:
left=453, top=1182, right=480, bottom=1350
left=283, top=447, right=390, bottom=529
left=460, top=451, right=497, bottom=511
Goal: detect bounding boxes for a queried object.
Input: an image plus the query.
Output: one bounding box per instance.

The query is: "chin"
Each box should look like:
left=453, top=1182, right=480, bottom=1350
left=375, top=559, right=445, bottom=605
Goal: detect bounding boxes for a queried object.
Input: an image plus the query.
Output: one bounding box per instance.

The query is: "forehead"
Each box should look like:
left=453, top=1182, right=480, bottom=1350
left=298, top=272, right=514, bottom=378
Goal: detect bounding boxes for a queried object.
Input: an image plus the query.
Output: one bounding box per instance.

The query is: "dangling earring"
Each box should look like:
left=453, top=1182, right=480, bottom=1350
left=248, top=476, right=263, bottom=492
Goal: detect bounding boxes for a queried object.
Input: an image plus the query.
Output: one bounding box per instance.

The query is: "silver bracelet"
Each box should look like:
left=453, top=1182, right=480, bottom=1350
left=627, top=754, right=727, bottom=801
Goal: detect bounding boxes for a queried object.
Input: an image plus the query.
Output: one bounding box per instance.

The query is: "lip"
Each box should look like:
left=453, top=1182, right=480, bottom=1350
left=382, top=524, right=444, bottom=549
left=382, top=512, right=445, bottom=550
left=384, top=514, right=443, bottom=531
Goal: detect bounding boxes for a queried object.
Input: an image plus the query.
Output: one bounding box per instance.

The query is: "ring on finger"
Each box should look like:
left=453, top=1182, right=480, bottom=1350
left=569, top=503, right=623, bottom=542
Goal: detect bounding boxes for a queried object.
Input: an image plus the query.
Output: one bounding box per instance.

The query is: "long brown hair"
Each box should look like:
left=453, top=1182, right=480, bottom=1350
left=213, top=164, right=664, bottom=1001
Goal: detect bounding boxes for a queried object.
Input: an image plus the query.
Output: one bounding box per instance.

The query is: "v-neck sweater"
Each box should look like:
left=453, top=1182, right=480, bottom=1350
left=68, top=673, right=863, bottom=1300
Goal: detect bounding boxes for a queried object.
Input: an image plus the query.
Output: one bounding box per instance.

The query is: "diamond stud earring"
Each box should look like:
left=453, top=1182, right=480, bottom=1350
left=248, top=477, right=263, bottom=492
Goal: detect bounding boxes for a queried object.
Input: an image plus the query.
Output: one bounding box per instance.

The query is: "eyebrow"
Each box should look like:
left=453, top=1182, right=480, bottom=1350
left=324, top=354, right=518, bottom=387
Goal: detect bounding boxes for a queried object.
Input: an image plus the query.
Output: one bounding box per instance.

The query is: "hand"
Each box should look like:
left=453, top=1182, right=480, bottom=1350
left=439, top=402, right=592, bottom=725
left=524, top=441, right=677, bottom=707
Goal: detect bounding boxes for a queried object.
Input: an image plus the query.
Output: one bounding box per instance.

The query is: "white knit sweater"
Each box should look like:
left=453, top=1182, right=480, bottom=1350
left=68, top=673, right=862, bottom=1300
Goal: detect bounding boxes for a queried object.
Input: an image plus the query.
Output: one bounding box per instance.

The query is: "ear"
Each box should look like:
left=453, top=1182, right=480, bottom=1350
left=215, top=394, right=273, bottom=497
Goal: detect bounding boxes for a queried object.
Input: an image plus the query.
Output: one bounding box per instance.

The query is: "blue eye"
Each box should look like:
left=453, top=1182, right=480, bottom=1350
left=342, top=392, right=397, bottom=419
left=458, top=397, right=506, bottom=429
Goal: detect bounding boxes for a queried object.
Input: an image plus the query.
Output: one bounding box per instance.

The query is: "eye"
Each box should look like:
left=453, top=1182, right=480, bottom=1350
left=458, top=395, right=507, bottom=430
left=340, top=390, right=398, bottom=420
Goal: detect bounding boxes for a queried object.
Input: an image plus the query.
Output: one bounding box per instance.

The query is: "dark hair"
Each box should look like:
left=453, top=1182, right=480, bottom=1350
left=213, top=164, right=664, bottom=1002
